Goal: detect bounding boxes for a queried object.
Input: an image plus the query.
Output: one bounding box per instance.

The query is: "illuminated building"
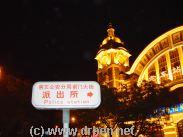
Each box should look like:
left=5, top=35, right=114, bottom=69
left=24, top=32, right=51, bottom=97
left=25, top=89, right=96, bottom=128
left=95, top=24, right=131, bottom=90
left=95, top=25, right=183, bottom=137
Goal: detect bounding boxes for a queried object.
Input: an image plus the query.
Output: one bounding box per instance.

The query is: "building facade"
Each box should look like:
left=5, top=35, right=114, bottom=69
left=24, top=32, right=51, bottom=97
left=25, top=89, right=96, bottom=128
left=95, top=25, right=183, bottom=137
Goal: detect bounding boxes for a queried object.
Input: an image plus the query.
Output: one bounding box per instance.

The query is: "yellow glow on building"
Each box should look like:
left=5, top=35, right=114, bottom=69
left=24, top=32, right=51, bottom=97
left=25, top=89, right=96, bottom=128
left=127, top=26, right=183, bottom=85
left=95, top=25, right=183, bottom=137
left=95, top=24, right=131, bottom=89
left=128, top=26, right=183, bottom=75
left=170, top=83, right=183, bottom=91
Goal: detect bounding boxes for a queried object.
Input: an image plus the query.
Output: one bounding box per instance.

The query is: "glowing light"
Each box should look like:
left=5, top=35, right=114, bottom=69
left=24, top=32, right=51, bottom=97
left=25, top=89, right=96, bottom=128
left=71, top=117, right=76, bottom=123
left=114, top=37, right=122, bottom=43
left=0, top=67, right=2, bottom=80
left=96, top=49, right=131, bottom=67
left=170, top=83, right=183, bottom=91
left=95, top=24, right=131, bottom=90
left=95, top=120, right=101, bottom=124
left=136, top=45, right=183, bottom=85
left=55, top=125, right=59, bottom=128
left=128, top=26, right=183, bottom=75
left=149, top=76, right=156, bottom=82
left=177, top=46, right=183, bottom=75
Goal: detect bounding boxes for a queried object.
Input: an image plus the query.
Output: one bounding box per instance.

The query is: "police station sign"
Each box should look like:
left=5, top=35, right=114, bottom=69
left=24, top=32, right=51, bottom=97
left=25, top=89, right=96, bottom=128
left=32, top=81, right=101, bottom=109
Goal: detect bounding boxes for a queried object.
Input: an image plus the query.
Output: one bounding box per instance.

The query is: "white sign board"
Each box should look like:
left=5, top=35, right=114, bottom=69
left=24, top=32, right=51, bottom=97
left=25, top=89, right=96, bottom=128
left=32, top=81, right=101, bottom=109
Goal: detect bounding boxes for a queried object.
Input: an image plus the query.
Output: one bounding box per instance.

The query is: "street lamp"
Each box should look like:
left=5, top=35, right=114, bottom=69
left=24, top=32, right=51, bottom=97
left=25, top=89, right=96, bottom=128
left=71, top=116, right=76, bottom=123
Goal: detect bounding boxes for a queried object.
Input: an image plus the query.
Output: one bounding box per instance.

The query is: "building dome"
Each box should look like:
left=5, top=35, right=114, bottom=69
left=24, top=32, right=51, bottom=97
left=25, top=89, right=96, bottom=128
left=99, top=23, right=126, bottom=51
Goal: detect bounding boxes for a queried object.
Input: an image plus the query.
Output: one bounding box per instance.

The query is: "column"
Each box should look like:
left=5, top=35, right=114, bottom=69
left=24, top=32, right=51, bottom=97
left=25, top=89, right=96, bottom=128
left=124, top=58, right=129, bottom=66
left=144, top=68, right=149, bottom=81
left=177, top=46, right=183, bottom=75
left=155, top=60, right=161, bottom=84
left=165, top=52, right=173, bottom=80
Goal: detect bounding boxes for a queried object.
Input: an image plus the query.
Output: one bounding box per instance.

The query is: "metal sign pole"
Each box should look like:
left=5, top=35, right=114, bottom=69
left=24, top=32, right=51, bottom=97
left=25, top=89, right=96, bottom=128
left=63, top=109, right=70, bottom=137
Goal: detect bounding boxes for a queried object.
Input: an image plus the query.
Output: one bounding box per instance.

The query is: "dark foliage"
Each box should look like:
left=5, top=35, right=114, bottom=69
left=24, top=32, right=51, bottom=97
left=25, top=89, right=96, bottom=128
left=74, top=81, right=183, bottom=137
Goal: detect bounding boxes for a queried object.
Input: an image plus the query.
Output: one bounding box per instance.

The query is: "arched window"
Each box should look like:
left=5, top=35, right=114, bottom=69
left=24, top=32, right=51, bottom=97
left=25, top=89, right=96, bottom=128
left=170, top=49, right=182, bottom=80
left=158, top=55, right=168, bottom=82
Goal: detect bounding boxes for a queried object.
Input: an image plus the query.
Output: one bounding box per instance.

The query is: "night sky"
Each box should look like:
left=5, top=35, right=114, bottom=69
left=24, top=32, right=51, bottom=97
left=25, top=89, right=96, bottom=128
left=1, top=0, right=183, bottom=82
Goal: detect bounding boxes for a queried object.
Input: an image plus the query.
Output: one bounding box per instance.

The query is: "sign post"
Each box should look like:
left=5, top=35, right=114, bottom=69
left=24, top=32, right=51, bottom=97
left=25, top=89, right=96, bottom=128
left=63, top=109, right=70, bottom=137
left=32, top=81, right=101, bottom=137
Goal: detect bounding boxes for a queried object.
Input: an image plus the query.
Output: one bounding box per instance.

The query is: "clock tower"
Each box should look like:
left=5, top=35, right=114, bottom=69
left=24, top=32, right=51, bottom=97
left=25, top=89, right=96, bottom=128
left=95, top=24, right=131, bottom=90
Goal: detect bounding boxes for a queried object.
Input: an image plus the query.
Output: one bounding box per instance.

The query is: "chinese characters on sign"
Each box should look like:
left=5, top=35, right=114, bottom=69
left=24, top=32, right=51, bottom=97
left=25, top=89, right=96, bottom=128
left=32, top=81, right=101, bottom=109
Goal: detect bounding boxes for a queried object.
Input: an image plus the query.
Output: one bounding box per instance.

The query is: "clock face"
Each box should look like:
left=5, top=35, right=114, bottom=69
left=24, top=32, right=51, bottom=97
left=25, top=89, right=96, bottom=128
left=100, top=55, right=111, bottom=65
left=114, top=53, right=127, bottom=64
left=96, top=49, right=130, bottom=67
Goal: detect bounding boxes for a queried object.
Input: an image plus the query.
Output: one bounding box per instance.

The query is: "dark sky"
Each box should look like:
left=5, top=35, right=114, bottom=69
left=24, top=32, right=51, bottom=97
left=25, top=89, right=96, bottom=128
left=1, top=0, right=183, bottom=82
